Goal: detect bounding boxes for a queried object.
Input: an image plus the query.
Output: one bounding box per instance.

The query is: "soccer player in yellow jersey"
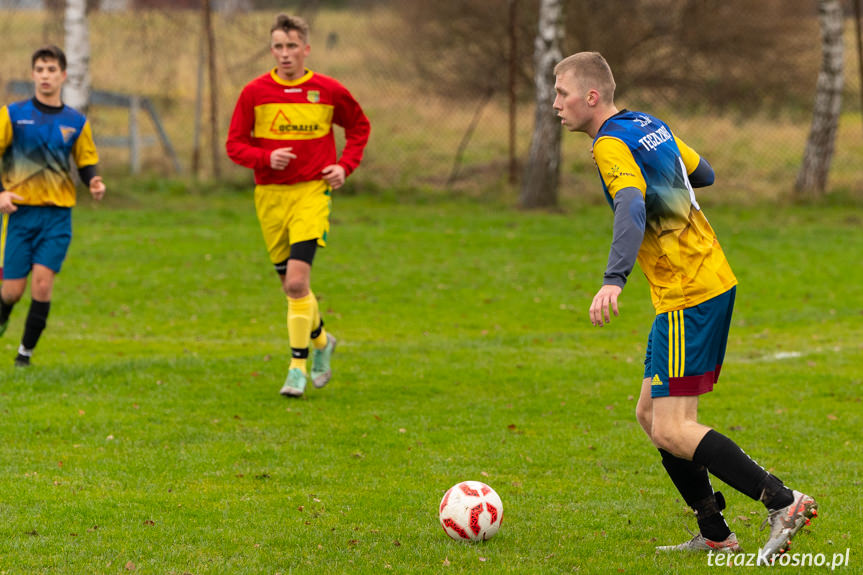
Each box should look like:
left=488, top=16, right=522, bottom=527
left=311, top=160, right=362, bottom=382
left=554, top=52, right=816, bottom=562
left=226, top=14, right=370, bottom=398
left=0, top=46, right=105, bottom=367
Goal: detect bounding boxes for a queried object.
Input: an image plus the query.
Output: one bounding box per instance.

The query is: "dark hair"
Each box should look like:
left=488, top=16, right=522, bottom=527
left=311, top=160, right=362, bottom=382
left=31, top=45, right=67, bottom=71
left=270, top=14, right=309, bottom=42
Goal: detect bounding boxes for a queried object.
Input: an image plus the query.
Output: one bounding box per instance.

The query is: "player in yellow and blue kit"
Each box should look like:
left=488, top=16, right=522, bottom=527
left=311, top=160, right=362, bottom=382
left=0, top=46, right=106, bottom=366
left=553, top=52, right=816, bottom=562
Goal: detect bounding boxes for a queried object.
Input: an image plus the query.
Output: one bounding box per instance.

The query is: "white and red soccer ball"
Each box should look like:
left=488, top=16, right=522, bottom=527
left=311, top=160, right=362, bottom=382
left=439, top=481, right=503, bottom=541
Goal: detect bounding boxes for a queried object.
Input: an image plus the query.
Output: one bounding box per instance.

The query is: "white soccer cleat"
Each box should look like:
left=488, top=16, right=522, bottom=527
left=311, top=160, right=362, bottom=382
left=656, top=530, right=742, bottom=553
left=759, top=490, right=817, bottom=563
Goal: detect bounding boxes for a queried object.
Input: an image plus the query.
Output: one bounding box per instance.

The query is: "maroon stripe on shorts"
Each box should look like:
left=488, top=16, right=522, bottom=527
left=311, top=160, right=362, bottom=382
left=669, top=371, right=716, bottom=396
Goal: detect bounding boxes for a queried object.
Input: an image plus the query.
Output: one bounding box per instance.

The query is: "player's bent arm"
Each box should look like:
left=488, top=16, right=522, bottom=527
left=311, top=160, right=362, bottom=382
left=225, top=92, right=271, bottom=170
left=0, top=107, right=12, bottom=155
left=687, top=157, right=714, bottom=188
left=0, top=108, right=10, bottom=194
left=72, top=122, right=105, bottom=200
left=72, top=121, right=100, bottom=167
left=674, top=134, right=714, bottom=188
left=590, top=185, right=644, bottom=327
left=78, top=164, right=99, bottom=187
left=603, top=186, right=646, bottom=289
left=332, top=86, right=371, bottom=177
left=75, top=164, right=105, bottom=199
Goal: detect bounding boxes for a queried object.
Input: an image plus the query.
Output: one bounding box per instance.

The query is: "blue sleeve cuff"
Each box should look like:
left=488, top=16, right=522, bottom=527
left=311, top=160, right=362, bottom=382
left=688, top=158, right=714, bottom=188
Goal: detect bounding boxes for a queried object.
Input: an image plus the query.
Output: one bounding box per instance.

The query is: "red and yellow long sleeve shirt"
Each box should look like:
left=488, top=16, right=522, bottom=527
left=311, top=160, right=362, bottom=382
left=226, top=68, right=370, bottom=186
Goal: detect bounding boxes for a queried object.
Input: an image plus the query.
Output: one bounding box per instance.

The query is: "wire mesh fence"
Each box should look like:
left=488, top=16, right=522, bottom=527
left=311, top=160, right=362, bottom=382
left=1, top=0, right=861, bottom=201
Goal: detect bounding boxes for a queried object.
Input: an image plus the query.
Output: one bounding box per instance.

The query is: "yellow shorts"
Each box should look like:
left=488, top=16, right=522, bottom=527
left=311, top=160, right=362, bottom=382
left=254, top=180, right=332, bottom=265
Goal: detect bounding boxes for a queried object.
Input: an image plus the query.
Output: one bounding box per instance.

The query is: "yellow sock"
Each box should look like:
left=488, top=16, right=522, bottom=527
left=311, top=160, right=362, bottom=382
left=309, top=290, right=328, bottom=350
left=287, top=293, right=314, bottom=371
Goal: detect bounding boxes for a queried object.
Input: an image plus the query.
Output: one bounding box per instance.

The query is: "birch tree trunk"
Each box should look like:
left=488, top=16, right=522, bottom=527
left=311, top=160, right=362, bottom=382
left=204, top=0, right=221, bottom=178
left=64, top=0, right=91, bottom=113
left=794, top=0, right=843, bottom=198
left=520, top=0, right=563, bottom=209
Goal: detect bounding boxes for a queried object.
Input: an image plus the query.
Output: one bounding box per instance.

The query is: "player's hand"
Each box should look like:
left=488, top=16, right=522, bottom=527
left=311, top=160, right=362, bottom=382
left=0, top=191, right=23, bottom=214
left=270, top=147, right=297, bottom=170
left=589, top=284, right=623, bottom=327
left=321, top=164, right=346, bottom=189
left=89, top=176, right=106, bottom=201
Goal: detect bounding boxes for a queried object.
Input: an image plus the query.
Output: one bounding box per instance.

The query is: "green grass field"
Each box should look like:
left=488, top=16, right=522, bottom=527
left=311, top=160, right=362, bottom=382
left=0, top=187, right=860, bottom=574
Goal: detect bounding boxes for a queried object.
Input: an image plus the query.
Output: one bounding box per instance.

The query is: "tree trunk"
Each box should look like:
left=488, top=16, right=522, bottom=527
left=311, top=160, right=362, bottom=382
left=795, top=0, right=843, bottom=198
left=520, top=0, right=563, bottom=209
left=204, top=0, right=221, bottom=178
left=64, top=0, right=91, bottom=113
left=508, top=0, right=518, bottom=184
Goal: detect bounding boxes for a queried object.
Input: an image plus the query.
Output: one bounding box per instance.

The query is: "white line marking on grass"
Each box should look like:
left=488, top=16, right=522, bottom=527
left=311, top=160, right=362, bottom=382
left=770, top=351, right=803, bottom=360
left=738, top=346, right=847, bottom=363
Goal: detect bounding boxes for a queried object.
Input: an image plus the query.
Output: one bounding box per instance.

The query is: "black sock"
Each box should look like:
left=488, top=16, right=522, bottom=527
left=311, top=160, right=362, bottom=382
left=757, top=473, right=795, bottom=510
left=0, top=297, right=15, bottom=324
left=692, top=429, right=794, bottom=509
left=21, top=299, right=51, bottom=351
left=660, top=449, right=731, bottom=541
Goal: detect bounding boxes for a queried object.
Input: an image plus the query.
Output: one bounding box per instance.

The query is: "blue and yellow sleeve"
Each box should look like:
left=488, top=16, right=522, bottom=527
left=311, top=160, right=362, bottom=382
left=0, top=107, right=11, bottom=191
left=72, top=120, right=99, bottom=168
left=0, top=107, right=12, bottom=153
left=593, top=136, right=647, bottom=199
left=673, top=134, right=701, bottom=174
left=674, top=134, right=714, bottom=188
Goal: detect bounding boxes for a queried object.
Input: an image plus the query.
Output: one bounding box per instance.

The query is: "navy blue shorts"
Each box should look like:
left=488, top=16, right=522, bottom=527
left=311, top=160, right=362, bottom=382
left=644, top=287, right=736, bottom=398
left=1, top=205, right=72, bottom=280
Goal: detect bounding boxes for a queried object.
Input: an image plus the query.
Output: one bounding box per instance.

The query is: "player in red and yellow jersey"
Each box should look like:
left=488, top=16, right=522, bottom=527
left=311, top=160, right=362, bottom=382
left=554, top=52, right=816, bottom=559
left=226, top=14, right=370, bottom=398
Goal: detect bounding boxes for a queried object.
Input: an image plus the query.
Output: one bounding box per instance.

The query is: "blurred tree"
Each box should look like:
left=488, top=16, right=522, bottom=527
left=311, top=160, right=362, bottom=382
left=394, top=0, right=818, bottom=114
left=64, top=0, right=91, bottom=113
left=520, top=0, right=562, bottom=208
left=795, top=0, right=844, bottom=198
left=394, top=0, right=536, bottom=98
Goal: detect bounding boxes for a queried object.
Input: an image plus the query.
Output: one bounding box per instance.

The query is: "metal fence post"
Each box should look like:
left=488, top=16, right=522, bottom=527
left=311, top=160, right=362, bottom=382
left=130, top=95, right=141, bottom=175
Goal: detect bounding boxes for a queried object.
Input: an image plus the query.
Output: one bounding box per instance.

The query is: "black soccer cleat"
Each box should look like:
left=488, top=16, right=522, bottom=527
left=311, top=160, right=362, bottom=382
left=14, top=354, right=31, bottom=367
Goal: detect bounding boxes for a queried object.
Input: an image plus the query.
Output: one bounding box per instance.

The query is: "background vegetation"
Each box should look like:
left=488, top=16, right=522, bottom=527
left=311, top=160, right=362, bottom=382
left=0, top=2, right=861, bottom=200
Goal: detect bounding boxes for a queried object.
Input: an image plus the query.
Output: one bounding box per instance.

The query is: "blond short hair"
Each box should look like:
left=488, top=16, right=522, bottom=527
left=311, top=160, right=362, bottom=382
left=271, top=14, right=310, bottom=43
left=554, top=52, right=616, bottom=102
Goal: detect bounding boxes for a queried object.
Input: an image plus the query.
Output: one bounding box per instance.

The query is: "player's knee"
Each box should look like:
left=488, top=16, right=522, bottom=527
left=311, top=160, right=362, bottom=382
left=1, top=284, right=26, bottom=304
left=284, top=279, right=310, bottom=299
left=651, top=423, right=682, bottom=455
left=635, top=403, right=652, bottom=436
left=2, top=291, right=23, bottom=305
left=651, top=434, right=676, bottom=454
left=31, top=284, right=52, bottom=301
